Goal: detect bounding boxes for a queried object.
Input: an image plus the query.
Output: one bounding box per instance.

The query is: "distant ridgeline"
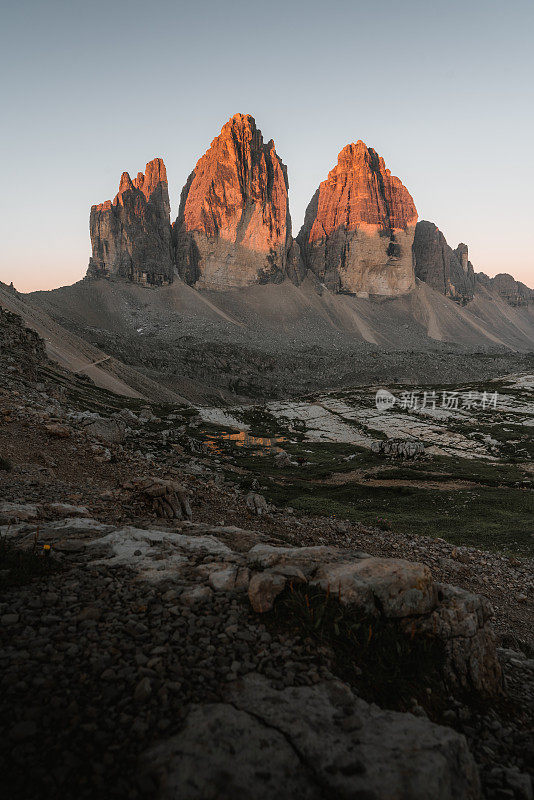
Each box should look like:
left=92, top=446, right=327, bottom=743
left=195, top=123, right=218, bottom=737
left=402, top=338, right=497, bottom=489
left=86, top=114, right=532, bottom=306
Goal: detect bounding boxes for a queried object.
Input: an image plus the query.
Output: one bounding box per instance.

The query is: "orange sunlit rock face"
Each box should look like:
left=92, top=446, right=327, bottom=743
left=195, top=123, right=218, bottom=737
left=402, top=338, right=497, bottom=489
left=173, top=114, right=302, bottom=288
left=87, top=158, right=173, bottom=285
left=297, top=142, right=417, bottom=297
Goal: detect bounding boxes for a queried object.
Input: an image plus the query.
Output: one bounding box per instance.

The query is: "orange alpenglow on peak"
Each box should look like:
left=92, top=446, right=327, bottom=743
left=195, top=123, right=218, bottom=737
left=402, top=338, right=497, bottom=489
left=173, top=113, right=302, bottom=289
left=87, top=158, right=173, bottom=285
left=133, top=158, right=168, bottom=200
left=91, top=158, right=169, bottom=213
left=297, top=142, right=418, bottom=297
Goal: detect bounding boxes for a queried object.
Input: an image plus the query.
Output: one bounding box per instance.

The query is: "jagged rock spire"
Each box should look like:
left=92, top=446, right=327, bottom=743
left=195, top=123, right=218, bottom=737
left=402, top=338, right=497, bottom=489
left=87, top=158, right=173, bottom=286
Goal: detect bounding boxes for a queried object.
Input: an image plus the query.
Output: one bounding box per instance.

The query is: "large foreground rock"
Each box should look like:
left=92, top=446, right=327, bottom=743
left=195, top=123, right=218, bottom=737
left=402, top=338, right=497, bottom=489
left=245, top=544, right=502, bottom=695
left=144, top=674, right=481, bottom=800
left=79, top=525, right=503, bottom=696
left=297, top=141, right=417, bottom=296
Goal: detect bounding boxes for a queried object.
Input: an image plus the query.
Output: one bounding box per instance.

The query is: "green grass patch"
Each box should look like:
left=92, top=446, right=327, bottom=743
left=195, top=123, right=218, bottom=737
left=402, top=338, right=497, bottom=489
left=263, top=481, right=534, bottom=556
left=199, top=422, right=533, bottom=555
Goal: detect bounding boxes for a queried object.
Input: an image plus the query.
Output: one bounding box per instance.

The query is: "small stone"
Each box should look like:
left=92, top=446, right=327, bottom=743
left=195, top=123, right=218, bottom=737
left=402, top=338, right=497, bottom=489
left=134, top=677, right=152, bottom=703
left=181, top=586, right=213, bottom=606
left=248, top=572, right=286, bottom=613
left=2, top=613, right=20, bottom=625
left=209, top=568, right=237, bottom=592
left=10, top=720, right=37, bottom=741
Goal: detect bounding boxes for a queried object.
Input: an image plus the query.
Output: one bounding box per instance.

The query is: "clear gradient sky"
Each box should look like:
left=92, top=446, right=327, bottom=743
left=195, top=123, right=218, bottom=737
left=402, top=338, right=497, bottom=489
left=1, top=0, right=533, bottom=292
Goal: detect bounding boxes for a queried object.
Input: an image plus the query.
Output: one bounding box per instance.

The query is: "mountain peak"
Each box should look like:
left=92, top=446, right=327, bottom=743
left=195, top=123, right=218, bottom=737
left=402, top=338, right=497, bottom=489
left=297, top=143, right=417, bottom=296
left=86, top=158, right=172, bottom=285
left=172, top=115, right=295, bottom=289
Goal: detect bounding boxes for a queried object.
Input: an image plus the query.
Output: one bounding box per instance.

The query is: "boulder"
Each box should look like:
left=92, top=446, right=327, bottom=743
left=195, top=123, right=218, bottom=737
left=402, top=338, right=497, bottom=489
left=44, top=423, right=71, bottom=438
left=132, top=476, right=192, bottom=520
left=144, top=674, right=481, bottom=799
left=248, top=571, right=287, bottom=612
left=180, top=585, right=213, bottom=605
left=402, top=583, right=503, bottom=694
left=247, top=543, right=349, bottom=572
left=371, top=439, right=425, bottom=459
left=245, top=492, right=268, bottom=516
left=245, top=543, right=501, bottom=695
left=82, top=416, right=125, bottom=444
left=0, top=502, right=40, bottom=524
left=312, top=557, right=435, bottom=617
left=274, top=450, right=294, bottom=468
left=209, top=566, right=250, bottom=592
left=47, top=503, right=90, bottom=517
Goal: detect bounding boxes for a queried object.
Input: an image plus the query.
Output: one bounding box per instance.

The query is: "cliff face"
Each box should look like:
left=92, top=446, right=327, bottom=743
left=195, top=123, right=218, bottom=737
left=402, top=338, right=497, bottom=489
left=297, top=142, right=417, bottom=296
left=173, top=114, right=295, bottom=289
left=87, top=158, right=173, bottom=285
left=413, top=221, right=475, bottom=303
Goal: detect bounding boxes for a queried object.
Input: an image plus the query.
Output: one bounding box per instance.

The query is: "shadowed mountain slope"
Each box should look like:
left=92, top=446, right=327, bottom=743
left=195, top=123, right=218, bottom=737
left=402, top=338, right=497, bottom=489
left=0, top=282, right=186, bottom=403
left=25, top=277, right=534, bottom=403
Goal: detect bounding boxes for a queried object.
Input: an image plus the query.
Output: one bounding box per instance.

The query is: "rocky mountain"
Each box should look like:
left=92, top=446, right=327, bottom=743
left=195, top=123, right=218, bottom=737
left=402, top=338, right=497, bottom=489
left=297, top=141, right=418, bottom=297
left=173, top=114, right=301, bottom=288
left=81, top=115, right=531, bottom=309
left=413, top=221, right=476, bottom=304
left=87, top=158, right=173, bottom=285
left=414, top=223, right=533, bottom=308
left=477, top=272, right=533, bottom=307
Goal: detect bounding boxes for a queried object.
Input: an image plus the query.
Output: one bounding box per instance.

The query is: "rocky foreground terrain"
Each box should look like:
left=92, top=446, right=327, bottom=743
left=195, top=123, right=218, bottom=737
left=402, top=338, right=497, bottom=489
left=0, top=308, right=533, bottom=800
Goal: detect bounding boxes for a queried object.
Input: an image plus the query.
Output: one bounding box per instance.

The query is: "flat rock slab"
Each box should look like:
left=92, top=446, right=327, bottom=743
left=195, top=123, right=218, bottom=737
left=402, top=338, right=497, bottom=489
left=0, top=502, right=40, bottom=523
left=47, top=503, right=90, bottom=517
left=145, top=674, right=481, bottom=800
left=247, top=543, right=365, bottom=572
left=87, top=526, right=234, bottom=580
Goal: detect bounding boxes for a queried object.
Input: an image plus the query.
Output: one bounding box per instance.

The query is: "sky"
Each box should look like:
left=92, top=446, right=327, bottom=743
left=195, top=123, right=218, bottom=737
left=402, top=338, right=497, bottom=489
left=1, top=0, right=533, bottom=292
